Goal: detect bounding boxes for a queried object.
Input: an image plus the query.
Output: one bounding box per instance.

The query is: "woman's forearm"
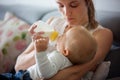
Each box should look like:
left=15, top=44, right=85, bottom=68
left=15, top=50, right=35, bottom=71
left=15, top=42, right=35, bottom=71
left=47, top=60, right=95, bottom=80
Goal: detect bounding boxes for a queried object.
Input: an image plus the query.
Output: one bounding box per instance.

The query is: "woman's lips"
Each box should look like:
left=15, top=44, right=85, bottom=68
left=67, top=18, right=75, bottom=23
left=67, top=18, right=74, bottom=22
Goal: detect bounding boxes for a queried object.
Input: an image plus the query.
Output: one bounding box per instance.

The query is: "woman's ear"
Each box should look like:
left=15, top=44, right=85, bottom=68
left=62, top=49, right=70, bottom=56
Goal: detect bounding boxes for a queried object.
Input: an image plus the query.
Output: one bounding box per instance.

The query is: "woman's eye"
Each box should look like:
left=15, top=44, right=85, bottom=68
left=70, top=2, right=79, bottom=8
left=58, top=4, right=64, bottom=8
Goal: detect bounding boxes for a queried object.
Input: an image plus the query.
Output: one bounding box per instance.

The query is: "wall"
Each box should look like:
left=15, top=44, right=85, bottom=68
left=0, top=0, right=57, bottom=8
left=94, top=0, right=120, bottom=12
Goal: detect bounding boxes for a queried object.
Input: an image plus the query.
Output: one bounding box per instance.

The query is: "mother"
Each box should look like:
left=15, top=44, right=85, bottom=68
left=15, top=0, right=113, bottom=80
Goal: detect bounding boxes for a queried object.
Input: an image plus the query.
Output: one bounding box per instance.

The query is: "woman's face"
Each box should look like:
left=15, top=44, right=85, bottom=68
left=55, top=0, right=88, bottom=26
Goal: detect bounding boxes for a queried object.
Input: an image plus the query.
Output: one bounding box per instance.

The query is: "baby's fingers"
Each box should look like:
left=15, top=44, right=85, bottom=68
left=34, top=37, right=49, bottom=52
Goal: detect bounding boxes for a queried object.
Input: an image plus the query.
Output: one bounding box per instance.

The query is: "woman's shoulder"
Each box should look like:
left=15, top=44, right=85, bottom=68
left=92, top=25, right=113, bottom=57
left=92, top=24, right=113, bottom=40
left=91, top=25, right=112, bottom=36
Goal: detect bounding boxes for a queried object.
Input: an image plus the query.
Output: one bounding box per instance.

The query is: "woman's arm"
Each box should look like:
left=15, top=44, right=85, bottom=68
left=92, top=28, right=113, bottom=64
left=15, top=18, right=54, bottom=72
left=15, top=22, right=45, bottom=71
left=47, top=61, right=94, bottom=80
left=47, top=28, right=113, bottom=80
left=15, top=42, right=35, bottom=72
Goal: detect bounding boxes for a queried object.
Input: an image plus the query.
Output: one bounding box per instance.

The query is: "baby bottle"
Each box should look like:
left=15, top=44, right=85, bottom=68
left=34, top=21, right=58, bottom=41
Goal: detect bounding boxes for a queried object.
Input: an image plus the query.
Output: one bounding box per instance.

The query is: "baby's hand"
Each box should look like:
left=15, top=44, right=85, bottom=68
left=32, top=33, right=49, bottom=52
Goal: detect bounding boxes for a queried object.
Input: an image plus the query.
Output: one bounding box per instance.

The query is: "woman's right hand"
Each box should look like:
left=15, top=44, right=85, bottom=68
left=28, top=24, right=37, bottom=36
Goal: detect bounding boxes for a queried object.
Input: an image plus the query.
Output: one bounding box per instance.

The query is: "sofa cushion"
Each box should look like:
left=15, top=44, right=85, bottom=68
left=0, top=4, right=56, bottom=25
left=105, top=48, right=120, bottom=79
left=0, top=12, right=31, bottom=73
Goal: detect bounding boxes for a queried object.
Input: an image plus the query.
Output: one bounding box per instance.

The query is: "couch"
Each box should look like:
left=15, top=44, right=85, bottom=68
left=0, top=0, right=120, bottom=80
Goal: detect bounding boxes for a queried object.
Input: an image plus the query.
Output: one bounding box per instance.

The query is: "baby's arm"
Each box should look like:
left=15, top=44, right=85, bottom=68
left=28, top=34, right=59, bottom=79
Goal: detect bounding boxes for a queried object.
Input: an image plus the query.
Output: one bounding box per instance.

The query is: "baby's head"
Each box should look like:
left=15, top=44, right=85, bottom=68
left=57, top=26, right=97, bottom=64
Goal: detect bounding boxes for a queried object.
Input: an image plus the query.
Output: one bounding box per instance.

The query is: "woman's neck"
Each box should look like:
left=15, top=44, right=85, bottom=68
left=64, top=25, right=72, bottom=33
left=64, top=17, right=89, bottom=33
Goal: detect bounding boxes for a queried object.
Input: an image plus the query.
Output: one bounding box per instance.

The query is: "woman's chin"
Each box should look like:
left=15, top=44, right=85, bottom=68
left=67, top=22, right=78, bottom=26
left=67, top=21, right=75, bottom=25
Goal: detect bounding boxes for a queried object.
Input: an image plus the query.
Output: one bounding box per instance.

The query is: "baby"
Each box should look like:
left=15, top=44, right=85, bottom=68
left=27, top=26, right=97, bottom=80
left=0, top=25, right=97, bottom=80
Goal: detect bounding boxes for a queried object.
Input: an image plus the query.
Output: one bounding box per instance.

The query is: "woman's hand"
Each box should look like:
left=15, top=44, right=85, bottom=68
left=28, top=24, right=37, bottom=36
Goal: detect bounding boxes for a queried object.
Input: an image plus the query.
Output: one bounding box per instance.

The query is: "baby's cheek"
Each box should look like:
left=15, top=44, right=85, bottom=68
left=57, top=43, right=62, bottom=52
left=56, top=43, right=60, bottom=51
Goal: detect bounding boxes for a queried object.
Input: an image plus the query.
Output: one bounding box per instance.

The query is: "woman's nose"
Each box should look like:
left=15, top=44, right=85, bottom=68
left=63, top=7, right=71, bottom=16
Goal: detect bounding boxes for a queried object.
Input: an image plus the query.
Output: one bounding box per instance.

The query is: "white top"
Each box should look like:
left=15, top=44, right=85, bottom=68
left=27, top=48, right=72, bottom=80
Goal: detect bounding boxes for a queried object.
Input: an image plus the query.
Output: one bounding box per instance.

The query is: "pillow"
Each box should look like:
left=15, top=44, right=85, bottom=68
left=92, top=61, right=111, bottom=80
left=0, top=12, right=31, bottom=73
left=81, top=61, right=111, bottom=80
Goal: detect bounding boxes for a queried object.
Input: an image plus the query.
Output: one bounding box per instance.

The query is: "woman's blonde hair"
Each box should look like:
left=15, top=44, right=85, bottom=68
left=85, top=0, right=98, bottom=29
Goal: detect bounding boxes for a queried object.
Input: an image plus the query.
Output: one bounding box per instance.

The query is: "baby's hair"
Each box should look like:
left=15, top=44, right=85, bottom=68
left=66, top=27, right=97, bottom=64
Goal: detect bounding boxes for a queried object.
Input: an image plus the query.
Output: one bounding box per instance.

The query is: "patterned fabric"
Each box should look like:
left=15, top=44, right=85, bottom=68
left=0, top=12, right=31, bottom=73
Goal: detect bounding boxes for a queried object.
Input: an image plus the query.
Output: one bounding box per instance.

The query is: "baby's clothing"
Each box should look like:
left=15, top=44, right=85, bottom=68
left=27, top=49, right=72, bottom=80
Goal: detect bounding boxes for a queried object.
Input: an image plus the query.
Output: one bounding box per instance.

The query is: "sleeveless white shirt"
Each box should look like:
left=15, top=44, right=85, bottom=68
left=49, top=17, right=104, bottom=35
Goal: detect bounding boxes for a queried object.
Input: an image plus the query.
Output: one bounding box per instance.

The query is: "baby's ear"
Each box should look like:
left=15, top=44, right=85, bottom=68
left=62, top=49, right=69, bottom=56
